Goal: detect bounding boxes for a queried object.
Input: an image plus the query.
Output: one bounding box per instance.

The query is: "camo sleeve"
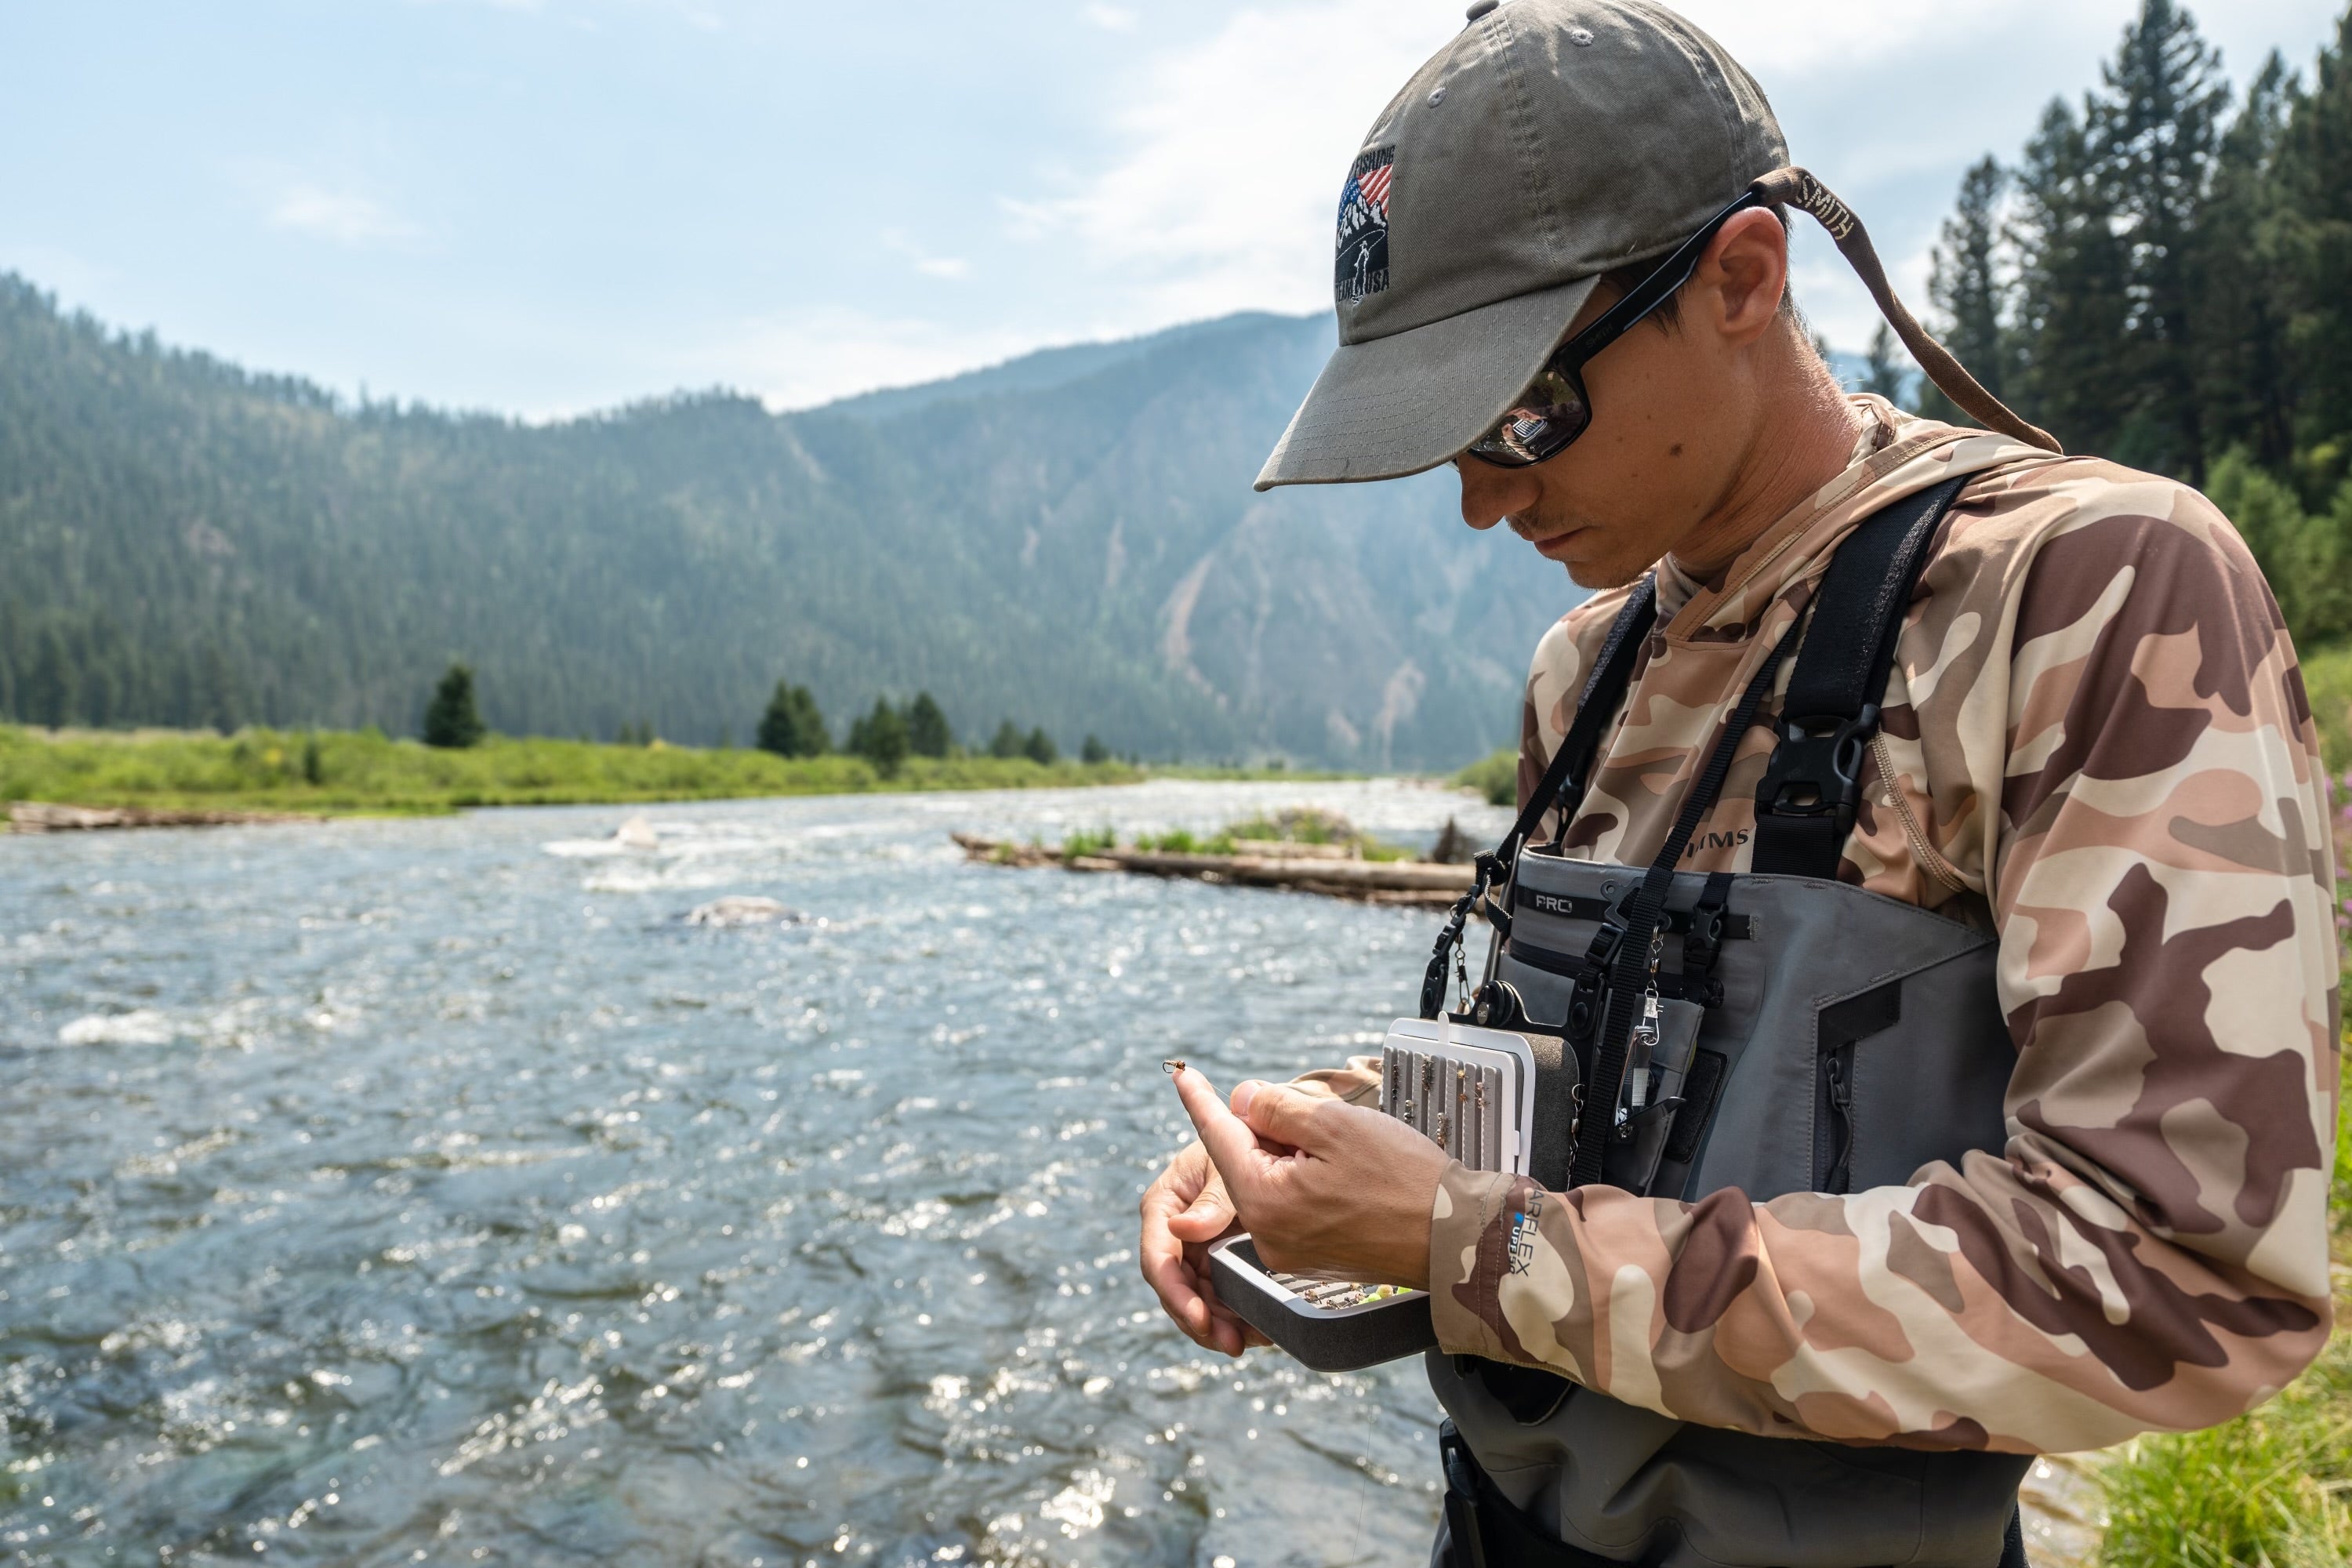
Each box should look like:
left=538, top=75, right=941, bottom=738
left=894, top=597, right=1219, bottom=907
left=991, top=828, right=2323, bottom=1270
left=1428, top=466, right=2341, bottom=1454
left=1290, top=1054, right=1383, bottom=1107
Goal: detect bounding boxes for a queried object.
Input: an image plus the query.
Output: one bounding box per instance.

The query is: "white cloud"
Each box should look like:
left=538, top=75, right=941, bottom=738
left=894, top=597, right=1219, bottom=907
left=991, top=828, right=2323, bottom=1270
left=1005, top=3, right=1450, bottom=325
left=880, top=227, right=972, bottom=281
left=1007, top=0, right=2330, bottom=357
left=268, top=187, right=419, bottom=248
left=1080, top=3, right=1138, bottom=31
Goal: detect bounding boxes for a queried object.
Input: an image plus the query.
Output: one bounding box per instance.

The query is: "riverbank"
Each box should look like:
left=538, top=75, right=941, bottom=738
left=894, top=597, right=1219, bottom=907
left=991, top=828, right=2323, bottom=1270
left=0, top=724, right=1195, bottom=822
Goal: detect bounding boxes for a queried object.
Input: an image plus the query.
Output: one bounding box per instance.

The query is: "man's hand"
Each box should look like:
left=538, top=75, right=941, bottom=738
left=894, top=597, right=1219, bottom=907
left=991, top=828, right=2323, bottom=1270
left=1139, top=1138, right=1271, bottom=1358
left=1171, top=1066, right=1450, bottom=1290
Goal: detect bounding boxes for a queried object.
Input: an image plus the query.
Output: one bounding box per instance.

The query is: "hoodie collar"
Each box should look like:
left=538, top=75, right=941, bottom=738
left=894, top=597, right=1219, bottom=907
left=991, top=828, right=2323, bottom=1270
left=1656, top=396, right=2053, bottom=641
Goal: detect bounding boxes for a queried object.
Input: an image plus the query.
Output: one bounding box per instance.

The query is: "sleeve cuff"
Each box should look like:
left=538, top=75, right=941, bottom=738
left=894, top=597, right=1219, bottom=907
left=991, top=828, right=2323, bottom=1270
left=1428, top=1161, right=1520, bottom=1358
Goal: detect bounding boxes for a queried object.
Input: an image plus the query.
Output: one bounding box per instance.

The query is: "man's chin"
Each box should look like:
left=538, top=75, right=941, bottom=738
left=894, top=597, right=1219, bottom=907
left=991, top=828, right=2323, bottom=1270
left=1515, top=522, right=1644, bottom=591
left=1550, top=549, right=1647, bottom=592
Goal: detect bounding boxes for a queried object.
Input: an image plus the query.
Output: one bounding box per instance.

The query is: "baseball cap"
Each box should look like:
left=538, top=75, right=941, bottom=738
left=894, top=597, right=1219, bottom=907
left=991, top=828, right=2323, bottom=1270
left=1255, top=0, right=2051, bottom=491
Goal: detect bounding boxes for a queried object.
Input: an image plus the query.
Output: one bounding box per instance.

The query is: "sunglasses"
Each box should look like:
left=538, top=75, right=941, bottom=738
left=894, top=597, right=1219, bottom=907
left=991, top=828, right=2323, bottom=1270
left=1461, top=189, right=1770, bottom=469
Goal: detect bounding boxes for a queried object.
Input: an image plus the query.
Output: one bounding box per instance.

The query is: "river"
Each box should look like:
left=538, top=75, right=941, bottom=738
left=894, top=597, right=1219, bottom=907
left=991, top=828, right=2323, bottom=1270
left=1, top=780, right=1512, bottom=1566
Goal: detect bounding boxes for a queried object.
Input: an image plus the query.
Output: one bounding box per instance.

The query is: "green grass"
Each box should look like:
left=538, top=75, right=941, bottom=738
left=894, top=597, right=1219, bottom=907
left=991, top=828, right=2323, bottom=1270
left=1455, top=746, right=1517, bottom=808
left=2094, top=1048, right=2352, bottom=1566
left=1079, top=805, right=1418, bottom=862
left=0, top=724, right=1143, bottom=818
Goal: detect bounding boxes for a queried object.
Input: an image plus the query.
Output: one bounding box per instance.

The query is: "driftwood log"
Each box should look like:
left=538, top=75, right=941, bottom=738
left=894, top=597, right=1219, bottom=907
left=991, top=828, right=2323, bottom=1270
left=952, top=833, right=1475, bottom=907
left=6, top=802, right=317, bottom=833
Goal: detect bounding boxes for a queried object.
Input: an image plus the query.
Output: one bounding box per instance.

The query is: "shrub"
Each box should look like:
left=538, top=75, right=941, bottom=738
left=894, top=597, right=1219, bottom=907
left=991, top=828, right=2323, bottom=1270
left=1455, top=746, right=1518, bottom=808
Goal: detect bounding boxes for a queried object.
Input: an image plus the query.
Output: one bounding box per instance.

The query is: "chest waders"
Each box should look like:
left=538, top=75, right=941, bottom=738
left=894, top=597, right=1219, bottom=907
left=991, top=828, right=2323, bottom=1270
left=1425, top=477, right=2035, bottom=1568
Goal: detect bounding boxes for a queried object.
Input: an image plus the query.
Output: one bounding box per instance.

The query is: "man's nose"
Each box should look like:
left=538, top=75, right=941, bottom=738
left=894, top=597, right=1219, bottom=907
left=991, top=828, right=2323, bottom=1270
left=1454, top=458, right=1540, bottom=532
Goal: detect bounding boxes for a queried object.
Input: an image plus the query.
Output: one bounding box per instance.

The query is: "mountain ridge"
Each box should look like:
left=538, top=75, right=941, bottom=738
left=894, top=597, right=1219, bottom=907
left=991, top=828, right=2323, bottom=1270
left=0, top=274, right=1584, bottom=768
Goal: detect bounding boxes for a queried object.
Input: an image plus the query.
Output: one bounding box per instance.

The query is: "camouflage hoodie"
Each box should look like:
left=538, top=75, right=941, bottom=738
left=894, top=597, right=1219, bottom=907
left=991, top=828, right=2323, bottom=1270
left=1304, top=399, right=2340, bottom=1454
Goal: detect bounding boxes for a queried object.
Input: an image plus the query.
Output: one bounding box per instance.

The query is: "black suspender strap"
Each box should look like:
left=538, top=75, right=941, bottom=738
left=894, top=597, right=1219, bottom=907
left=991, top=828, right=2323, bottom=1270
left=1570, top=607, right=1808, bottom=1189
left=1507, top=582, right=1657, bottom=866
left=1564, top=477, right=1970, bottom=1189
left=1750, top=476, right=1968, bottom=879
left=1420, top=583, right=1655, bottom=1019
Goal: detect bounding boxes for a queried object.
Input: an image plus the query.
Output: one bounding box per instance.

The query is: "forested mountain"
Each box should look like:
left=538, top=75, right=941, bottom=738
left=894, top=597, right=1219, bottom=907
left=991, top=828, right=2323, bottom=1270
left=0, top=292, right=1578, bottom=768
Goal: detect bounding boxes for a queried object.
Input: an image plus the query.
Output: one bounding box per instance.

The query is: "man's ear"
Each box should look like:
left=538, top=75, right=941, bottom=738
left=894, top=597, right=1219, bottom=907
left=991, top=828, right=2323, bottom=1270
left=1693, top=208, right=1789, bottom=349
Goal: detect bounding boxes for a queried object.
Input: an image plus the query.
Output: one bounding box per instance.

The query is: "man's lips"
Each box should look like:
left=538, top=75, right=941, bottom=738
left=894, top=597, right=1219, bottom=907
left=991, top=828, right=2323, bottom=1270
left=1521, top=524, right=1584, bottom=559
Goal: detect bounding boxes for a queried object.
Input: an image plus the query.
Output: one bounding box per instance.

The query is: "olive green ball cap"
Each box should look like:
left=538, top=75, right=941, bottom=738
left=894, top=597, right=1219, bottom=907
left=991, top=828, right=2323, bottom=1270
left=1254, top=0, right=1787, bottom=490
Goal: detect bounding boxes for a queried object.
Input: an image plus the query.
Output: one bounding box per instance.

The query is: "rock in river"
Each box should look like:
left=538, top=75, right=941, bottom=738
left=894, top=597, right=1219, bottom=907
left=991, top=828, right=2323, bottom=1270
left=685, top=895, right=800, bottom=927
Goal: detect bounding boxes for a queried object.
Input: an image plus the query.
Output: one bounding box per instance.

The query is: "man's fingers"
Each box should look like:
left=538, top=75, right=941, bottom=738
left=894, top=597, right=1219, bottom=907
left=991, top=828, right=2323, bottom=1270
left=1167, top=1182, right=1236, bottom=1242
left=1232, top=1079, right=1339, bottom=1152
left=1171, top=1066, right=1268, bottom=1189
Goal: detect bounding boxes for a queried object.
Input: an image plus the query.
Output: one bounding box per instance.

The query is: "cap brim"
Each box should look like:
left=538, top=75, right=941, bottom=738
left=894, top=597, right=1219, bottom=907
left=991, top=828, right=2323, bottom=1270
left=1254, top=274, right=1601, bottom=491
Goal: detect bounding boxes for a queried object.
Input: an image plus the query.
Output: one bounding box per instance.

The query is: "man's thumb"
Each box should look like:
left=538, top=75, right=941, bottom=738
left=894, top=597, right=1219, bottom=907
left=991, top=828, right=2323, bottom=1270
left=1233, top=1080, right=1334, bottom=1152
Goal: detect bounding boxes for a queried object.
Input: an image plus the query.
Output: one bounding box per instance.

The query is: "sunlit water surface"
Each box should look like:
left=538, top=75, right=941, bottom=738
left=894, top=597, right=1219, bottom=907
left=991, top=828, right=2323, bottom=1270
left=1, top=780, right=1510, bottom=1566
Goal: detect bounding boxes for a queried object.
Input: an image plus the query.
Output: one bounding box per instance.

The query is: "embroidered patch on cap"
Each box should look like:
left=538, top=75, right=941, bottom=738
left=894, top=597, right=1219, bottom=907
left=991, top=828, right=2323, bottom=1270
left=1334, top=148, right=1393, bottom=303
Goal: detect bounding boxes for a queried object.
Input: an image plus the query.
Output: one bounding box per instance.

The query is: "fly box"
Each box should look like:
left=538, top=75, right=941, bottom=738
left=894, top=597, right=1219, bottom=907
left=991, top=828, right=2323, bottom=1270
left=1207, top=1018, right=1575, bottom=1372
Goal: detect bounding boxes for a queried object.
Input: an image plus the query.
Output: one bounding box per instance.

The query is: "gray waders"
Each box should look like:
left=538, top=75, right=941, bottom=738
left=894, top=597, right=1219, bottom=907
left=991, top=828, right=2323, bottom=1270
left=1425, top=478, right=2035, bottom=1568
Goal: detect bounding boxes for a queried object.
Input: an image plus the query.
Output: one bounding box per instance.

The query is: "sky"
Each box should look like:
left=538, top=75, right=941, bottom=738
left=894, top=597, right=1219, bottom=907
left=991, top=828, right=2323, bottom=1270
left=2, top=0, right=2342, bottom=418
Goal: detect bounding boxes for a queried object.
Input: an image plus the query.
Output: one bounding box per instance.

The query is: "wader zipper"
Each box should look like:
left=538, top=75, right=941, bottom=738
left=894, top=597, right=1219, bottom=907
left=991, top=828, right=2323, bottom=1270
left=1868, top=731, right=1966, bottom=892
left=1818, top=1047, right=1856, bottom=1193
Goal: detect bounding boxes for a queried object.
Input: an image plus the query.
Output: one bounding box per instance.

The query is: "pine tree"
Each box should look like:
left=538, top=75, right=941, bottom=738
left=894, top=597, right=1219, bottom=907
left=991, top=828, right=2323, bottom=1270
left=2194, top=53, right=2299, bottom=468
left=851, top=698, right=909, bottom=776
left=1080, top=734, right=1109, bottom=764
left=2011, top=99, right=2137, bottom=456
left=1022, top=727, right=1058, bottom=765
left=757, top=681, right=828, bottom=758
left=905, top=691, right=952, bottom=758
left=2278, top=7, right=2352, bottom=464
left=1924, top=156, right=2013, bottom=425
left=988, top=719, right=1024, bottom=760
left=423, top=662, right=486, bottom=749
left=2090, top=0, right=2229, bottom=480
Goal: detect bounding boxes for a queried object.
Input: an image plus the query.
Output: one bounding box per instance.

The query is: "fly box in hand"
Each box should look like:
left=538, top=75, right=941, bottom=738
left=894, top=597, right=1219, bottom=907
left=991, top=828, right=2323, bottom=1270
left=1208, top=1018, right=1574, bottom=1373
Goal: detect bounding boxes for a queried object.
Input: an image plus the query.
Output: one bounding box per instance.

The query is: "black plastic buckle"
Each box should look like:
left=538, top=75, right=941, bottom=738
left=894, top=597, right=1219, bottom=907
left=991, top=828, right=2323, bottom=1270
left=1682, top=906, right=1725, bottom=969
left=1438, top=1422, right=1491, bottom=1568
left=1757, top=703, right=1879, bottom=828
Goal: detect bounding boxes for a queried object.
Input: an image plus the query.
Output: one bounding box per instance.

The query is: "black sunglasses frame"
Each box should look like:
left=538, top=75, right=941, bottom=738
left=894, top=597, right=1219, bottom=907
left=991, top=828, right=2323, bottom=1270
left=1462, top=187, right=1772, bottom=469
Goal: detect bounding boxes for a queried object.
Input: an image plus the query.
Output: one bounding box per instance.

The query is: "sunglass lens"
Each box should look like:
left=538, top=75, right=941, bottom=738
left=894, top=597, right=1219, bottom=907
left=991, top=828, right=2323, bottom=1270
left=1468, top=377, right=1588, bottom=466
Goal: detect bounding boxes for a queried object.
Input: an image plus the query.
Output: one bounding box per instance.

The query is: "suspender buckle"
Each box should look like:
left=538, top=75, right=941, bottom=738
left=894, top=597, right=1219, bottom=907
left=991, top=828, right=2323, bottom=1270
left=1756, top=702, right=1878, bottom=830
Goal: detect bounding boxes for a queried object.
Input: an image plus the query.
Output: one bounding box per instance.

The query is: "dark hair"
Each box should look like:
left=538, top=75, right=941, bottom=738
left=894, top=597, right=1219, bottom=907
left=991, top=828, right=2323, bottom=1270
left=1599, top=203, right=1793, bottom=332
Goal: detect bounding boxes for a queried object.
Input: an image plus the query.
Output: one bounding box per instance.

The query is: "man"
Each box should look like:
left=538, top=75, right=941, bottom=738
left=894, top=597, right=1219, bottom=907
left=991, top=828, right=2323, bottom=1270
left=1138, top=2, right=2340, bottom=1565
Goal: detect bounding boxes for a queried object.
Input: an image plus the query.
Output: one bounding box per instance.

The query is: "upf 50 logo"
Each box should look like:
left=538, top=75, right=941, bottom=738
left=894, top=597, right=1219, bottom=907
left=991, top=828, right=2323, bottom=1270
left=1335, top=147, right=1393, bottom=303
left=1506, top=1191, right=1543, bottom=1275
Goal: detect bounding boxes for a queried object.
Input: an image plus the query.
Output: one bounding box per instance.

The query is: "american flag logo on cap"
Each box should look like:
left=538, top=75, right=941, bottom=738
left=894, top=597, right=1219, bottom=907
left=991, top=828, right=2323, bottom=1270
left=1334, top=147, right=1393, bottom=303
